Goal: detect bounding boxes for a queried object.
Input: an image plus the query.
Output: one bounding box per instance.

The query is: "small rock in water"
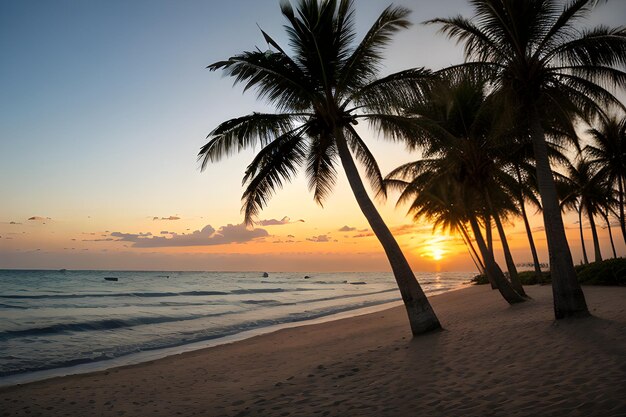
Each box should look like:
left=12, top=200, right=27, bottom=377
left=304, top=275, right=310, bottom=279
left=350, top=281, right=367, bottom=285
left=262, top=272, right=269, bottom=278
left=104, top=277, right=119, bottom=282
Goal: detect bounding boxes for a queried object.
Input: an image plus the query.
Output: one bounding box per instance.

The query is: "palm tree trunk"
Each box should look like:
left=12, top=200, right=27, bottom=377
left=619, top=177, right=626, bottom=245
left=493, top=212, right=527, bottom=297
left=485, top=215, right=494, bottom=256
left=528, top=111, right=588, bottom=318
left=484, top=192, right=527, bottom=297
left=521, top=199, right=543, bottom=278
left=334, top=129, right=441, bottom=335
left=578, top=207, right=589, bottom=265
left=587, top=210, right=602, bottom=262
left=459, top=224, right=485, bottom=272
left=515, top=167, right=543, bottom=280
left=468, top=216, right=525, bottom=304
left=601, top=210, right=617, bottom=259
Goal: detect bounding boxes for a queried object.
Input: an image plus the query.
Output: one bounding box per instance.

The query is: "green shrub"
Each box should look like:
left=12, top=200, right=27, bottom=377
left=470, top=258, right=626, bottom=286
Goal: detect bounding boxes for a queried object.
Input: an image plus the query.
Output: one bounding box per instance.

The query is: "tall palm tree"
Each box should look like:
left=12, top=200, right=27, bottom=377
left=586, top=114, right=626, bottom=245
left=562, top=157, right=608, bottom=263
left=200, top=0, right=441, bottom=335
left=428, top=0, right=626, bottom=318
left=386, top=160, right=525, bottom=304
left=385, top=74, right=526, bottom=303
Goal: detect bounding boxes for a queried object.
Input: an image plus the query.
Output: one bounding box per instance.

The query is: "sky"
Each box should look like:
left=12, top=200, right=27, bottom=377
left=1, top=0, right=625, bottom=272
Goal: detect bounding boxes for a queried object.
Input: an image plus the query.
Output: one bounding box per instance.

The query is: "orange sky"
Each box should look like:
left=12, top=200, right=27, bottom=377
left=1, top=0, right=625, bottom=271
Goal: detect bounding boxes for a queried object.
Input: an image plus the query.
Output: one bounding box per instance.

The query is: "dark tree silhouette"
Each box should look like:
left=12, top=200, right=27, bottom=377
left=200, top=0, right=441, bottom=335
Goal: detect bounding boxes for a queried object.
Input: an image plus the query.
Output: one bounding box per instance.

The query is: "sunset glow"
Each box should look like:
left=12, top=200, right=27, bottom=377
left=1, top=0, right=625, bottom=272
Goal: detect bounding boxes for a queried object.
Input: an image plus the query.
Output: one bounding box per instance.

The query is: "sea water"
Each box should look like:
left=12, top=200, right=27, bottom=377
left=0, top=270, right=470, bottom=381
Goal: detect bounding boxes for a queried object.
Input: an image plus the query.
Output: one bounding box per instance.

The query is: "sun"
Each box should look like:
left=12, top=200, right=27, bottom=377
left=432, top=247, right=445, bottom=261
left=421, top=236, right=448, bottom=261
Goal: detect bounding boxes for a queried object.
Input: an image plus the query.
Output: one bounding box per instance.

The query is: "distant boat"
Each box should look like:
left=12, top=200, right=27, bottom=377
left=104, top=277, right=119, bottom=282
left=262, top=272, right=269, bottom=278
left=59, top=269, right=67, bottom=273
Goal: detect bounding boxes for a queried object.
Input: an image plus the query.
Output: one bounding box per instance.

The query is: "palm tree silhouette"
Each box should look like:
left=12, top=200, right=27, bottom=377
left=200, top=0, right=441, bottom=335
left=385, top=74, right=526, bottom=303
left=428, top=0, right=626, bottom=318
left=561, top=157, right=610, bottom=263
left=586, top=114, right=626, bottom=246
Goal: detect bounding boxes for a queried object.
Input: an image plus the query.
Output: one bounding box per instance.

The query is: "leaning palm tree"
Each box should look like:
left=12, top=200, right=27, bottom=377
left=428, top=0, right=626, bottom=318
left=562, top=157, right=609, bottom=263
left=586, top=113, right=626, bottom=245
left=385, top=74, right=526, bottom=303
left=386, top=159, right=525, bottom=304
left=199, top=0, right=441, bottom=335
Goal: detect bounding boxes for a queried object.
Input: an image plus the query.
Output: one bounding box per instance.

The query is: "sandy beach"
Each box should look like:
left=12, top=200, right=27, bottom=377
left=2, top=284, right=625, bottom=417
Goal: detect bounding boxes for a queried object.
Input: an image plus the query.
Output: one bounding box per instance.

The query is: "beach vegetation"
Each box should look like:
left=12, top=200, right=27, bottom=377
left=472, top=257, right=626, bottom=286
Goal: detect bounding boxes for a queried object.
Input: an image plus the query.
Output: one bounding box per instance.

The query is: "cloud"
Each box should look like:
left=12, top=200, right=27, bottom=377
left=353, top=232, right=374, bottom=238
left=153, top=216, right=180, bottom=221
left=389, top=224, right=431, bottom=236
left=160, top=231, right=170, bottom=235
left=307, top=235, right=331, bottom=243
left=338, top=225, right=356, bottom=232
left=258, top=216, right=305, bottom=226
left=108, top=224, right=268, bottom=247
left=28, top=216, right=51, bottom=221
left=9, top=221, right=22, bottom=225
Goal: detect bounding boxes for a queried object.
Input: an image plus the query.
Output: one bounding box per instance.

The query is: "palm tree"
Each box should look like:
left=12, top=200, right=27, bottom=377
left=386, top=160, right=525, bottom=304
left=562, top=157, right=609, bottom=263
left=428, top=0, right=626, bottom=318
left=199, top=0, right=441, bottom=335
left=513, top=164, right=545, bottom=279
left=586, top=114, right=626, bottom=246
left=385, top=74, right=526, bottom=303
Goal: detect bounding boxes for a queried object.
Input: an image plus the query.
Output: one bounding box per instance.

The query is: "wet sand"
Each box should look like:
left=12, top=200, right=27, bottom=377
left=2, top=285, right=625, bottom=416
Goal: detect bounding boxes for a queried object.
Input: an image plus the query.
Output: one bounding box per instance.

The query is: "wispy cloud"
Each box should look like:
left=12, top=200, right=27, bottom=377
left=307, top=235, right=331, bottom=243
left=153, top=216, right=180, bottom=221
left=107, top=224, right=268, bottom=247
left=258, top=216, right=305, bottom=226
left=28, top=216, right=51, bottom=221
left=338, top=225, right=356, bottom=232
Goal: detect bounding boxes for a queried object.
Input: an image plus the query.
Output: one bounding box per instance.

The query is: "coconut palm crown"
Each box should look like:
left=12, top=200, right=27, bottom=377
left=428, top=0, right=626, bottom=319
left=199, top=0, right=441, bottom=335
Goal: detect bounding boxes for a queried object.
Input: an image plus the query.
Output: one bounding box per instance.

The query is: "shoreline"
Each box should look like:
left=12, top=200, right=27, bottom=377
left=0, top=300, right=403, bottom=388
left=2, top=285, right=625, bottom=416
left=0, top=285, right=467, bottom=388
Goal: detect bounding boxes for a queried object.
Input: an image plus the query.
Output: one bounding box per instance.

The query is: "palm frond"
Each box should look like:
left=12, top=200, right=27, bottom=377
left=351, top=67, right=434, bottom=113
left=241, top=131, right=307, bottom=224
left=425, top=15, right=508, bottom=62
left=337, top=4, right=411, bottom=93
left=305, top=133, right=338, bottom=205
left=198, top=113, right=305, bottom=169
left=550, top=26, right=626, bottom=68
left=208, top=51, right=314, bottom=111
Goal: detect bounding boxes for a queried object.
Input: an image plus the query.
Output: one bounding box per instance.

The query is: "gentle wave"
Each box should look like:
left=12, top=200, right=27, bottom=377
left=0, top=270, right=472, bottom=380
left=0, top=312, right=229, bottom=340
left=0, top=296, right=401, bottom=377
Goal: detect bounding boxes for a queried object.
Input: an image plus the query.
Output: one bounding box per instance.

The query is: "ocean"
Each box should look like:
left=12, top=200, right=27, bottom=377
left=0, top=269, right=470, bottom=384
